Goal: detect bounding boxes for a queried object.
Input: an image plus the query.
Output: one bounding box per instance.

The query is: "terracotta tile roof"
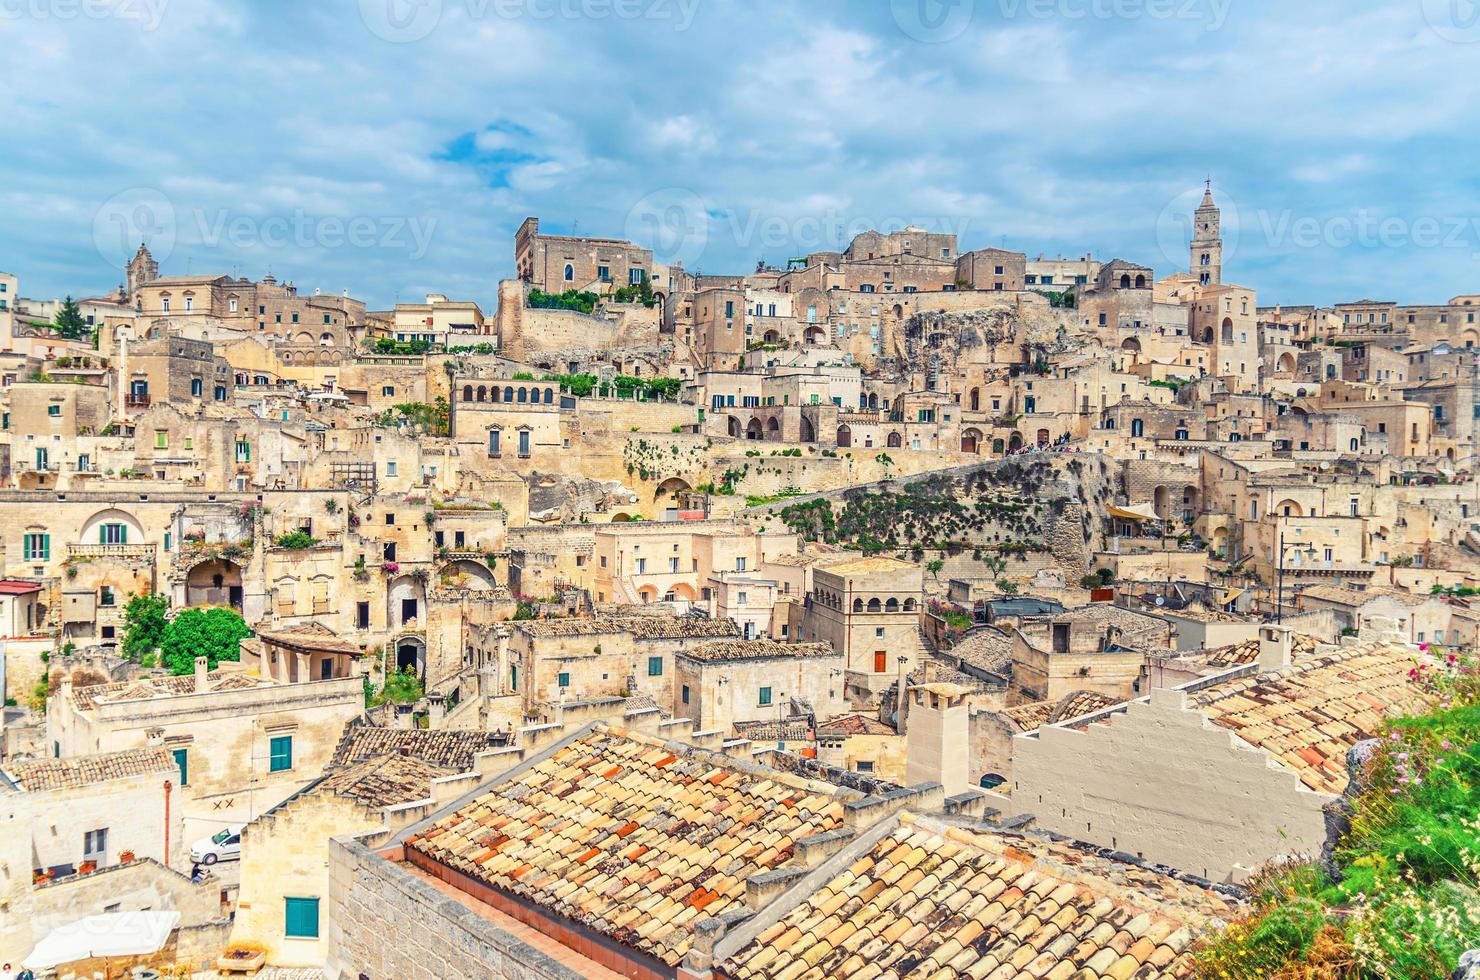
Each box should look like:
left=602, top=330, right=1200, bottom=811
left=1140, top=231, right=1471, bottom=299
left=328, top=723, right=508, bottom=771
left=733, top=719, right=812, bottom=742
left=317, top=753, right=454, bottom=808
left=71, top=671, right=267, bottom=710
left=256, top=622, right=362, bottom=656
left=815, top=714, right=895, bottom=737
left=515, top=615, right=741, bottom=640
left=951, top=629, right=1013, bottom=676
left=718, top=814, right=1235, bottom=980
left=680, top=639, right=837, bottom=663
left=4, top=748, right=176, bottom=791
left=1191, top=644, right=1433, bottom=794
left=404, top=725, right=848, bottom=968
left=1001, top=690, right=1122, bottom=732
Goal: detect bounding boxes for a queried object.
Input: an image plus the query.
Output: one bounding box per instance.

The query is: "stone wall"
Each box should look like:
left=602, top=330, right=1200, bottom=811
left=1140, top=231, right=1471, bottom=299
left=326, top=837, right=589, bottom=980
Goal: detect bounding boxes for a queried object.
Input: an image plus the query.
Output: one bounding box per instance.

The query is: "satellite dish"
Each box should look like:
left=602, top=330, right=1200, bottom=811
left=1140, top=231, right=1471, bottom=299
left=1155, top=596, right=1165, bottom=607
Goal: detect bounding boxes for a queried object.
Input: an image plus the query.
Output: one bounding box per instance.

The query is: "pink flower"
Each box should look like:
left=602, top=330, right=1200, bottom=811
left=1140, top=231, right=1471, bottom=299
left=1397, top=753, right=1408, bottom=761
left=1412, top=777, right=1422, bottom=786
left=1390, top=732, right=1401, bottom=742
left=1441, top=740, right=1452, bottom=750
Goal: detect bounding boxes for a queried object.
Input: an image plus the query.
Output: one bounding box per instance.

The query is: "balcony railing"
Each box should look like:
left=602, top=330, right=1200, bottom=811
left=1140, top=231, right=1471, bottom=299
left=125, top=393, right=151, bottom=409
left=68, top=543, right=157, bottom=559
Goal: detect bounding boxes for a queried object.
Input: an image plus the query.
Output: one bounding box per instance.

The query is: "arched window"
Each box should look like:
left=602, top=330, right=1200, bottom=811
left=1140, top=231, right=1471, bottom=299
left=852, top=598, right=863, bottom=613
left=504, top=386, right=514, bottom=403
left=866, top=598, right=881, bottom=613
left=903, top=598, right=917, bottom=612
left=1135, top=274, right=1146, bottom=288
left=477, top=386, right=487, bottom=402
left=517, top=387, right=527, bottom=403
left=492, top=386, right=501, bottom=402
left=564, top=264, right=574, bottom=281
left=885, top=598, right=899, bottom=612
left=463, top=385, right=473, bottom=402
left=1119, top=274, right=1131, bottom=289
left=544, top=387, right=555, bottom=403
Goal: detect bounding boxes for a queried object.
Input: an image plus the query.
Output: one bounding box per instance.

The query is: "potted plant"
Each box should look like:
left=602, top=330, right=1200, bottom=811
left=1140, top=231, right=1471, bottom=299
left=119, top=849, right=136, bottom=863
left=78, top=860, right=97, bottom=875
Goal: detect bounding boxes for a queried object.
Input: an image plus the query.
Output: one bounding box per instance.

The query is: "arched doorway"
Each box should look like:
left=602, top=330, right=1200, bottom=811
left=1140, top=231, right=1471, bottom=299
left=961, top=428, right=981, bottom=453
left=185, top=558, right=244, bottom=610
left=799, top=416, right=815, bottom=442
left=395, top=636, right=425, bottom=678
left=1008, top=432, right=1024, bottom=452
left=765, top=417, right=780, bottom=439
left=746, top=418, right=764, bottom=440
left=836, top=425, right=852, bottom=448
left=727, top=416, right=742, bottom=438
left=886, top=432, right=902, bottom=448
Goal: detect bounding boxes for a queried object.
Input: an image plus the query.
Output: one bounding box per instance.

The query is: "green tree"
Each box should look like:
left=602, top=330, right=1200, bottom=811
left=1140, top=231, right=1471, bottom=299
left=53, top=295, right=89, bottom=340
left=161, top=607, right=251, bottom=675
left=122, top=593, right=169, bottom=663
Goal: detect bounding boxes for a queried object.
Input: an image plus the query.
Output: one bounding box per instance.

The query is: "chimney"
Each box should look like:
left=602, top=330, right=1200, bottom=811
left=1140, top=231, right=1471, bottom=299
left=904, top=683, right=971, bottom=796
left=1257, top=626, right=1293, bottom=671
left=194, top=656, right=209, bottom=692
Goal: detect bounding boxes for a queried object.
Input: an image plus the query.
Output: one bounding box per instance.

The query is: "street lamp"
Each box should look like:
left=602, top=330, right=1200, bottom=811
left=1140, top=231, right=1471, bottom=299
left=1275, top=532, right=1319, bottom=625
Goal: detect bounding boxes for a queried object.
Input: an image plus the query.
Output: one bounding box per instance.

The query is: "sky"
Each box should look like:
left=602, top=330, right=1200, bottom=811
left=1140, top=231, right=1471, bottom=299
left=3, top=0, right=1480, bottom=312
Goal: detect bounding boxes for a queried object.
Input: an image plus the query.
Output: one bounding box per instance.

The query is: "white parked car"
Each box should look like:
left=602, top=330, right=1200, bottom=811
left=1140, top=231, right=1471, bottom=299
left=189, top=824, right=245, bottom=865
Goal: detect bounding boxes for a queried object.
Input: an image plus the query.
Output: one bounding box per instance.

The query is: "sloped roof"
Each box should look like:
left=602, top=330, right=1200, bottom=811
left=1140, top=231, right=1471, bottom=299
left=404, top=725, right=850, bottom=968
left=327, top=723, right=508, bottom=771
left=5, top=747, right=176, bottom=791
left=317, top=753, right=454, bottom=808
left=1000, top=690, right=1122, bottom=732
left=718, top=814, right=1235, bottom=979
left=1190, top=644, right=1432, bottom=793
left=815, top=713, right=895, bottom=737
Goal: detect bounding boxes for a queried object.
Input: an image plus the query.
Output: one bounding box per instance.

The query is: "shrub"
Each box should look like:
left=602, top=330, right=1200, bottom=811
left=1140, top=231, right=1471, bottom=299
left=274, top=529, right=317, bottom=549
left=161, top=607, right=251, bottom=675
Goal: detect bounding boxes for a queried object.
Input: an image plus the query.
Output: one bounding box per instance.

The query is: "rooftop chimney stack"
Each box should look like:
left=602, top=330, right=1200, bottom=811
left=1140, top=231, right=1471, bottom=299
left=194, top=656, right=209, bottom=693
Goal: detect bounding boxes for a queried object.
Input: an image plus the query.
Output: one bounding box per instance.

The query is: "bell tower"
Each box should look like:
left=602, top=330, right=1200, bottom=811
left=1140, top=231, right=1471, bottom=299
left=1191, top=181, right=1222, bottom=286
left=126, top=242, right=158, bottom=299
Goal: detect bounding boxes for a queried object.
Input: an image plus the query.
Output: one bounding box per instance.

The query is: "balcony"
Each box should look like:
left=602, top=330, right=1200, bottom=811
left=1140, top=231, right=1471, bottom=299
left=68, top=543, right=157, bottom=560
left=125, top=393, right=151, bottom=409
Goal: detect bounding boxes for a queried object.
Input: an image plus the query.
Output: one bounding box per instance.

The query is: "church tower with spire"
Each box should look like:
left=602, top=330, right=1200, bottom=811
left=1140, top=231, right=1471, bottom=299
left=1191, top=181, right=1222, bottom=286
left=126, top=242, right=158, bottom=299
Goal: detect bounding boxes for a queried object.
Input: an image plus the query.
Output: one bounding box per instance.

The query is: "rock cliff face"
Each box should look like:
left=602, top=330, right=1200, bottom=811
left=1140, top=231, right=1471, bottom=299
left=896, top=305, right=1077, bottom=377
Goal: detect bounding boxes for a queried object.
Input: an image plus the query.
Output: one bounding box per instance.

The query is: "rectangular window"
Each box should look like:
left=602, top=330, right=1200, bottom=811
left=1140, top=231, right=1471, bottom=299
left=488, top=430, right=500, bottom=456
left=83, top=828, right=108, bottom=863
left=629, top=268, right=644, bottom=285
left=191, top=378, right=203, bottom=396
left=356, top=601, right=370, bottom=629
left=100, top=523, right=127, bottom=545
left=518, top=430, right=530, bottom=457
left=23, top=533, right=50, bottom=561
left=758, top=686, right=772, bottom=706
left=647, top=656, right=663, bottom=677
left=48, top=404, right=61, bottom=417
left=382, top=386, right=394, bottom=396
left=269, top=735, right=293, bottom=772
left=385, top=461, right=397, bottom=477
left=874, top=651, right=886, bottom=672
left=284, top=897, right=320, bottom=939
left=99, top=585, right=115, bottom=607
left=173, top=747, right=188, bottom=786
left=558, top=671, right=570, bottom=688
left=155, top=430, right=168, bottom=449
left=235, top=440, right=251, bottom=463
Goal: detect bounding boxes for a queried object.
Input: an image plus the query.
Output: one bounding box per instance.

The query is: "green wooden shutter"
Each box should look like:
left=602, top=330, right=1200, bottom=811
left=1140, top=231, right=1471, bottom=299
left=269, top=735, right=293, bottom=772
left=172, top=748, right=188, bottom=786
left=284, top=897, right=319, bottom=938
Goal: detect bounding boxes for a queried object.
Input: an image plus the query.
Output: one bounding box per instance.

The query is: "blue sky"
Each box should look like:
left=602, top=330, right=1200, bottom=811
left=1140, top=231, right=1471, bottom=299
left=3, top=0, right=1479, bottom=311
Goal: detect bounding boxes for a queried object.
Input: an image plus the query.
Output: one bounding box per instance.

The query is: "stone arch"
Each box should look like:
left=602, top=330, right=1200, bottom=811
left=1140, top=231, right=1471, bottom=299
left=394, top=635, right=426, bottom=678
left=1135, top=274, right=1146, bottom=288
left=442, top=558, right=496, bottom=591
left=1120, top=337, right=1141, bottom=354
left=903, top=597, right=917, bottom=612
left=1119, top=274, right=1131, bottom=289
left=80, top=507, right=145, bottom=545
left=388, top=575, right=425, bottom=629
left=656, top=477, right=691, bottom=500
left=962, top=428, right=982, bottom=453
left=1221, top=317, right=1234, bottom=343
left=1277, top=352, right=1296, bottom=373
left=728, top=416, right=742, bottom=438
left=887, top=431, right=902, bottom=448
left=1275, top=498, right=1304, bottom=517
left=746, top=417, right=764, bottom=440
left=1008, top=432, right=1024, bottom=452
left=885, top=597, right=899, bottom=612
left=853, top=598, right=863, bottom=613
left=866, top=598, right=881, bottom=613
left=836, top=425, right=852, bottom=448
left=766, top=417, right=781, bottom=439
left=1153, top=485, right=1172, bottom=519
left=799, top=416, right=815, bottom=442
left=463, top=384, right=473, bottom=402
left=185, top=558, right=243, bottom=611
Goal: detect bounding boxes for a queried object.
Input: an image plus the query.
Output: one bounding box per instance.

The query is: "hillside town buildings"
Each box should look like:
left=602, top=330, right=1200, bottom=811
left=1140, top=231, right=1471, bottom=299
left=0, top=185, right=1476, bottom=977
